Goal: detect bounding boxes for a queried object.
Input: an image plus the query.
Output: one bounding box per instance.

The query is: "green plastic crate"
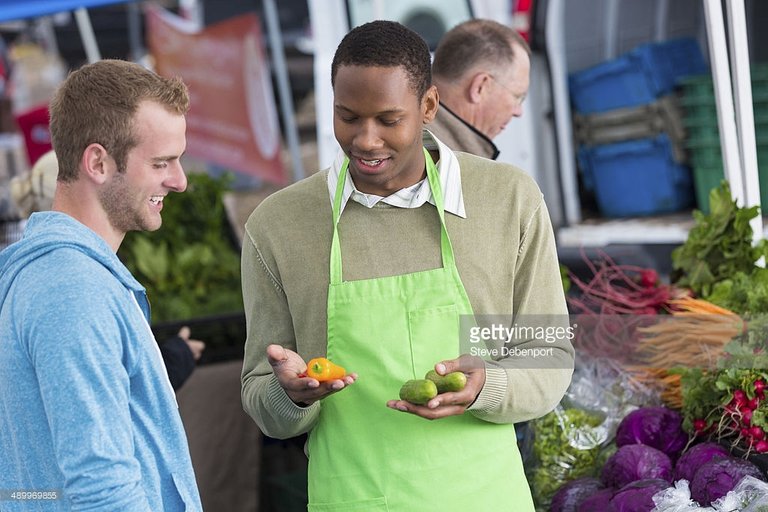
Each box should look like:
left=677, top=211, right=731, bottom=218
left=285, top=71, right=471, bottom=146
left=757, top=99, right=768, bottom=117
left=680, top=74, right=713, bottom=93
left=680, top=91, right=715, bottom=108
left=753, top=62, right=768, bottom=81
left=681, top=101, right=717, bottom=120
left=692, top=167, right=726, bottom=213
left=687, top=133, right=768, bottom=151
left=683, top=64, right=768, bottom=213
left=679, top=69, right=768, bottom=116
left=690, top=149, right=723, bottom=170
left=685, top=121, right=720, bottom=140
left=680, top=70, right=768, bottom=93
left=692, top=152, right=768, bottom=213
left=756, top=112, right=768, bottom=126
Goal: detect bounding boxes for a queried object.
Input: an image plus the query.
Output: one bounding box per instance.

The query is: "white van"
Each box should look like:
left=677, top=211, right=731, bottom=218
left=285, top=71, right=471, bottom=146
left=310, top=0, right=766, bottom=271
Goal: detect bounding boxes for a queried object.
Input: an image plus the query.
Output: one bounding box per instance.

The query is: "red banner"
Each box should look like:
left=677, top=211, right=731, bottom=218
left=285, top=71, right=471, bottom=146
left=146, top=5, right=286, bottom=184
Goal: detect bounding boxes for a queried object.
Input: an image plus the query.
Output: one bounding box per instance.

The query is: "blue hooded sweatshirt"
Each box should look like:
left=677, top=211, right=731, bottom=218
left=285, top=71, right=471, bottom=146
left=0, top=212, right=202, bottom=511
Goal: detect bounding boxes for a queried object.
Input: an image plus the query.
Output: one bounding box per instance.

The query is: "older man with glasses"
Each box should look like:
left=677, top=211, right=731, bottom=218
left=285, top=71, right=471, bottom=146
left=429, top=18, right=530, bottom=160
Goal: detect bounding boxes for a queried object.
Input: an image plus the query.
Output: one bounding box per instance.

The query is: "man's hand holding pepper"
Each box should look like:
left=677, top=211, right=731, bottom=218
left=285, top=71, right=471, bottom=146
left=386, top=354, right=486, bottom=419
left=266, top=344, right=357, bottom=406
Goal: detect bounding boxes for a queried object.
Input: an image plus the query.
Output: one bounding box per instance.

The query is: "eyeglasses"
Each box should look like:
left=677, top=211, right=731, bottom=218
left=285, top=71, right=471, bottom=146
left=488, top=74, right=526, bottom=104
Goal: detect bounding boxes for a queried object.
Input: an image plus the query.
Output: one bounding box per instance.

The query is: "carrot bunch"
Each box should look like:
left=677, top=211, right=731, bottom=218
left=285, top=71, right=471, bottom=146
left=636, top=296, right=742, bottom=369
left=626, top=296, right=742, bottom=409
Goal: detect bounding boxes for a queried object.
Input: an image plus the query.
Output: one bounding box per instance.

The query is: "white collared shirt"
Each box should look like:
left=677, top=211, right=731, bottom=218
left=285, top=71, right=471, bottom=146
left=327, top=130, right=467, bottom=219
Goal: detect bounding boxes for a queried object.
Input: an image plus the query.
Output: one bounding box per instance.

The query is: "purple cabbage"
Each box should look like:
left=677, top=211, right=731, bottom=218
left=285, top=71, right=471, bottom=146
left=601, top=444, right=673, bottom=489
left=674, top=442, right=730, bottom=483
left=690, top=456, right=766, bottom=506
left=551, top=477, right=604, bottom=512
left=577, top=488, right=616, bottom=512
left=615, top=406, right=688, bottom=460
left=609, top=479, right=671, bottom=512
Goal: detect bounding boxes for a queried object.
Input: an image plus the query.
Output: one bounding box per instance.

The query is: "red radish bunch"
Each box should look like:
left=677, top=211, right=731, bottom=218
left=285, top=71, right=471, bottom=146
left=640, top=269, right=659, bottom=289
left=693, top=418, right=710, bottom=435
left=697, top=379, right=768, bottom=453
left=566, top=252, right=678, bottom=363
left=567, top=252, right=673, bottom=316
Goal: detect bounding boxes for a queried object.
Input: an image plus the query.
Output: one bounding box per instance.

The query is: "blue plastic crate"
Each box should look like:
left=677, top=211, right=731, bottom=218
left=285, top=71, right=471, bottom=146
left=569, top=53, right=657, bottom=113
left=578, top=135, right=694, bottom=217
left=570, top=38, right=707, bottom=114
left=634, top=38, right=708, bottom=95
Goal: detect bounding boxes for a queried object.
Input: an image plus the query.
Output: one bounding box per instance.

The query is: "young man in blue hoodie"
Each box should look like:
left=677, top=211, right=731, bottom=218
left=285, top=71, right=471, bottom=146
left=0, top=60, right=202, bottom=511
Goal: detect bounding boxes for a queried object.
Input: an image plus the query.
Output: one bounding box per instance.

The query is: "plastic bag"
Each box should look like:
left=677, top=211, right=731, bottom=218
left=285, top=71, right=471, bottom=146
left=652, top=480, right=711, bottom=512
left=652, top=477, right=768, bottom=512
left=527, top=405, right=608, bottom=509
left=712, top=476, right=768, bottom=512
left=565, top=353, right=662, bottom=423
left=527, top=355, right=660, bottom=509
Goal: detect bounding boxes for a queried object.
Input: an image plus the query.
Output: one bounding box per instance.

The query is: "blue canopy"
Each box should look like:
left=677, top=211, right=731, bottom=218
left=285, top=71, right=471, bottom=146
left=0, top=0, right=132, bottom=23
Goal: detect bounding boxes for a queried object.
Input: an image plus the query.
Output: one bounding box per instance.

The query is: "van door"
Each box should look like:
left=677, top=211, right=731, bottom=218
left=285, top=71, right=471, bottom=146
left=309, top=0, right=474, bottom=168
left=527, top=0, right=767, bottom=248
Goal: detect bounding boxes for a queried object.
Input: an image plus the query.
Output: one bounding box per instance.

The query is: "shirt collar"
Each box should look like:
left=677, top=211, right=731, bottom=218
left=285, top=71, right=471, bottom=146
left=327, top=130, right=467, bottom=219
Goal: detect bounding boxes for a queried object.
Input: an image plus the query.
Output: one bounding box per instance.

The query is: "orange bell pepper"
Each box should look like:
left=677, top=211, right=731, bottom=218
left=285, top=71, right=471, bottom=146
left=303, top=357, right=346, bottom=381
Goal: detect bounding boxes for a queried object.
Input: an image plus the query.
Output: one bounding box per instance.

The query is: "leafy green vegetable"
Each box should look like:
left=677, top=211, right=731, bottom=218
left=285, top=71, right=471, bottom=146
left=707, top=268, right=768, bottom=315
left=672, top=181, right=768, bottom=314
left=118, top=172, right=243, bottom=322
left=529, top=407, right=608, bottom=509
left=678, top=368, right=730, bottom=434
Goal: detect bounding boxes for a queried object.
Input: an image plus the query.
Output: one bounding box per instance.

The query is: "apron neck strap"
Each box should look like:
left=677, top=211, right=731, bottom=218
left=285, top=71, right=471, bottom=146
left=330, top=148, right=456, bottom=284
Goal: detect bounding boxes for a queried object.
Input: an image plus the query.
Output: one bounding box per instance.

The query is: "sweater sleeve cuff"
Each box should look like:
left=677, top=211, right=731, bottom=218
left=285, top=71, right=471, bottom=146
left=468, top=363, right=507, bottom=413
left=266, top=374, right=320, bottom=420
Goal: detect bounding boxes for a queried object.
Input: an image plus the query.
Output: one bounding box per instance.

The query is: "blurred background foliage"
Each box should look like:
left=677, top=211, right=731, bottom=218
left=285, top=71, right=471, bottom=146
left=118, top=172, right=243, bottom=323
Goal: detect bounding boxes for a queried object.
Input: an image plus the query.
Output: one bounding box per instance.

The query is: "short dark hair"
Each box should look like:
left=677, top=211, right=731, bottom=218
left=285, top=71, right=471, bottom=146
left=49, top=59, right=189, bottom=183
left=331, top=20, right=431, bottom=99
left=432, top=19, right=530, bottom=82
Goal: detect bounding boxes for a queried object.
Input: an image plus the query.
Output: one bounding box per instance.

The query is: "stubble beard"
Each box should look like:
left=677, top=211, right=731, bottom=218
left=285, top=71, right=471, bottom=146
left=98, top=171, right=160, bottom=235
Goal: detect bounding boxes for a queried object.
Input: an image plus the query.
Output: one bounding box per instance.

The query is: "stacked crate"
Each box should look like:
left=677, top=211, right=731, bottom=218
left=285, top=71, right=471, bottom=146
left=680, top=63, right=768, bottom=213
left=569, top=38, right=708, bottom=217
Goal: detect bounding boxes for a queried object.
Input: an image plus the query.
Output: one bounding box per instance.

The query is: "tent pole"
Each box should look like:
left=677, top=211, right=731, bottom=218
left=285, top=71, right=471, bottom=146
left=36, top=16, right=60, bottom=56
left=127, top=1, right=144, bottom=62
left=74, top=7, right=101, bottom=64
left=262, top=0, right=304, bottom=182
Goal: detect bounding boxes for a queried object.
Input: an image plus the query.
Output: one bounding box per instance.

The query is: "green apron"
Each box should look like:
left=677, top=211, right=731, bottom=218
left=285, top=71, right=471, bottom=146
left=307, top=149, right=533, bottom=511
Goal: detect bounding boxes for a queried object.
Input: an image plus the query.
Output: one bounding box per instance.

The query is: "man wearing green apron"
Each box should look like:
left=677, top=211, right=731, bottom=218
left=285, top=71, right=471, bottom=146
left=241, top=21, right=574, bottom=511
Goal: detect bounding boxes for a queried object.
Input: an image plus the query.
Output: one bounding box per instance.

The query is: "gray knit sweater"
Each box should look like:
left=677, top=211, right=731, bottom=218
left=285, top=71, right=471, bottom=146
left=241, top=150, right=573, bottom=439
